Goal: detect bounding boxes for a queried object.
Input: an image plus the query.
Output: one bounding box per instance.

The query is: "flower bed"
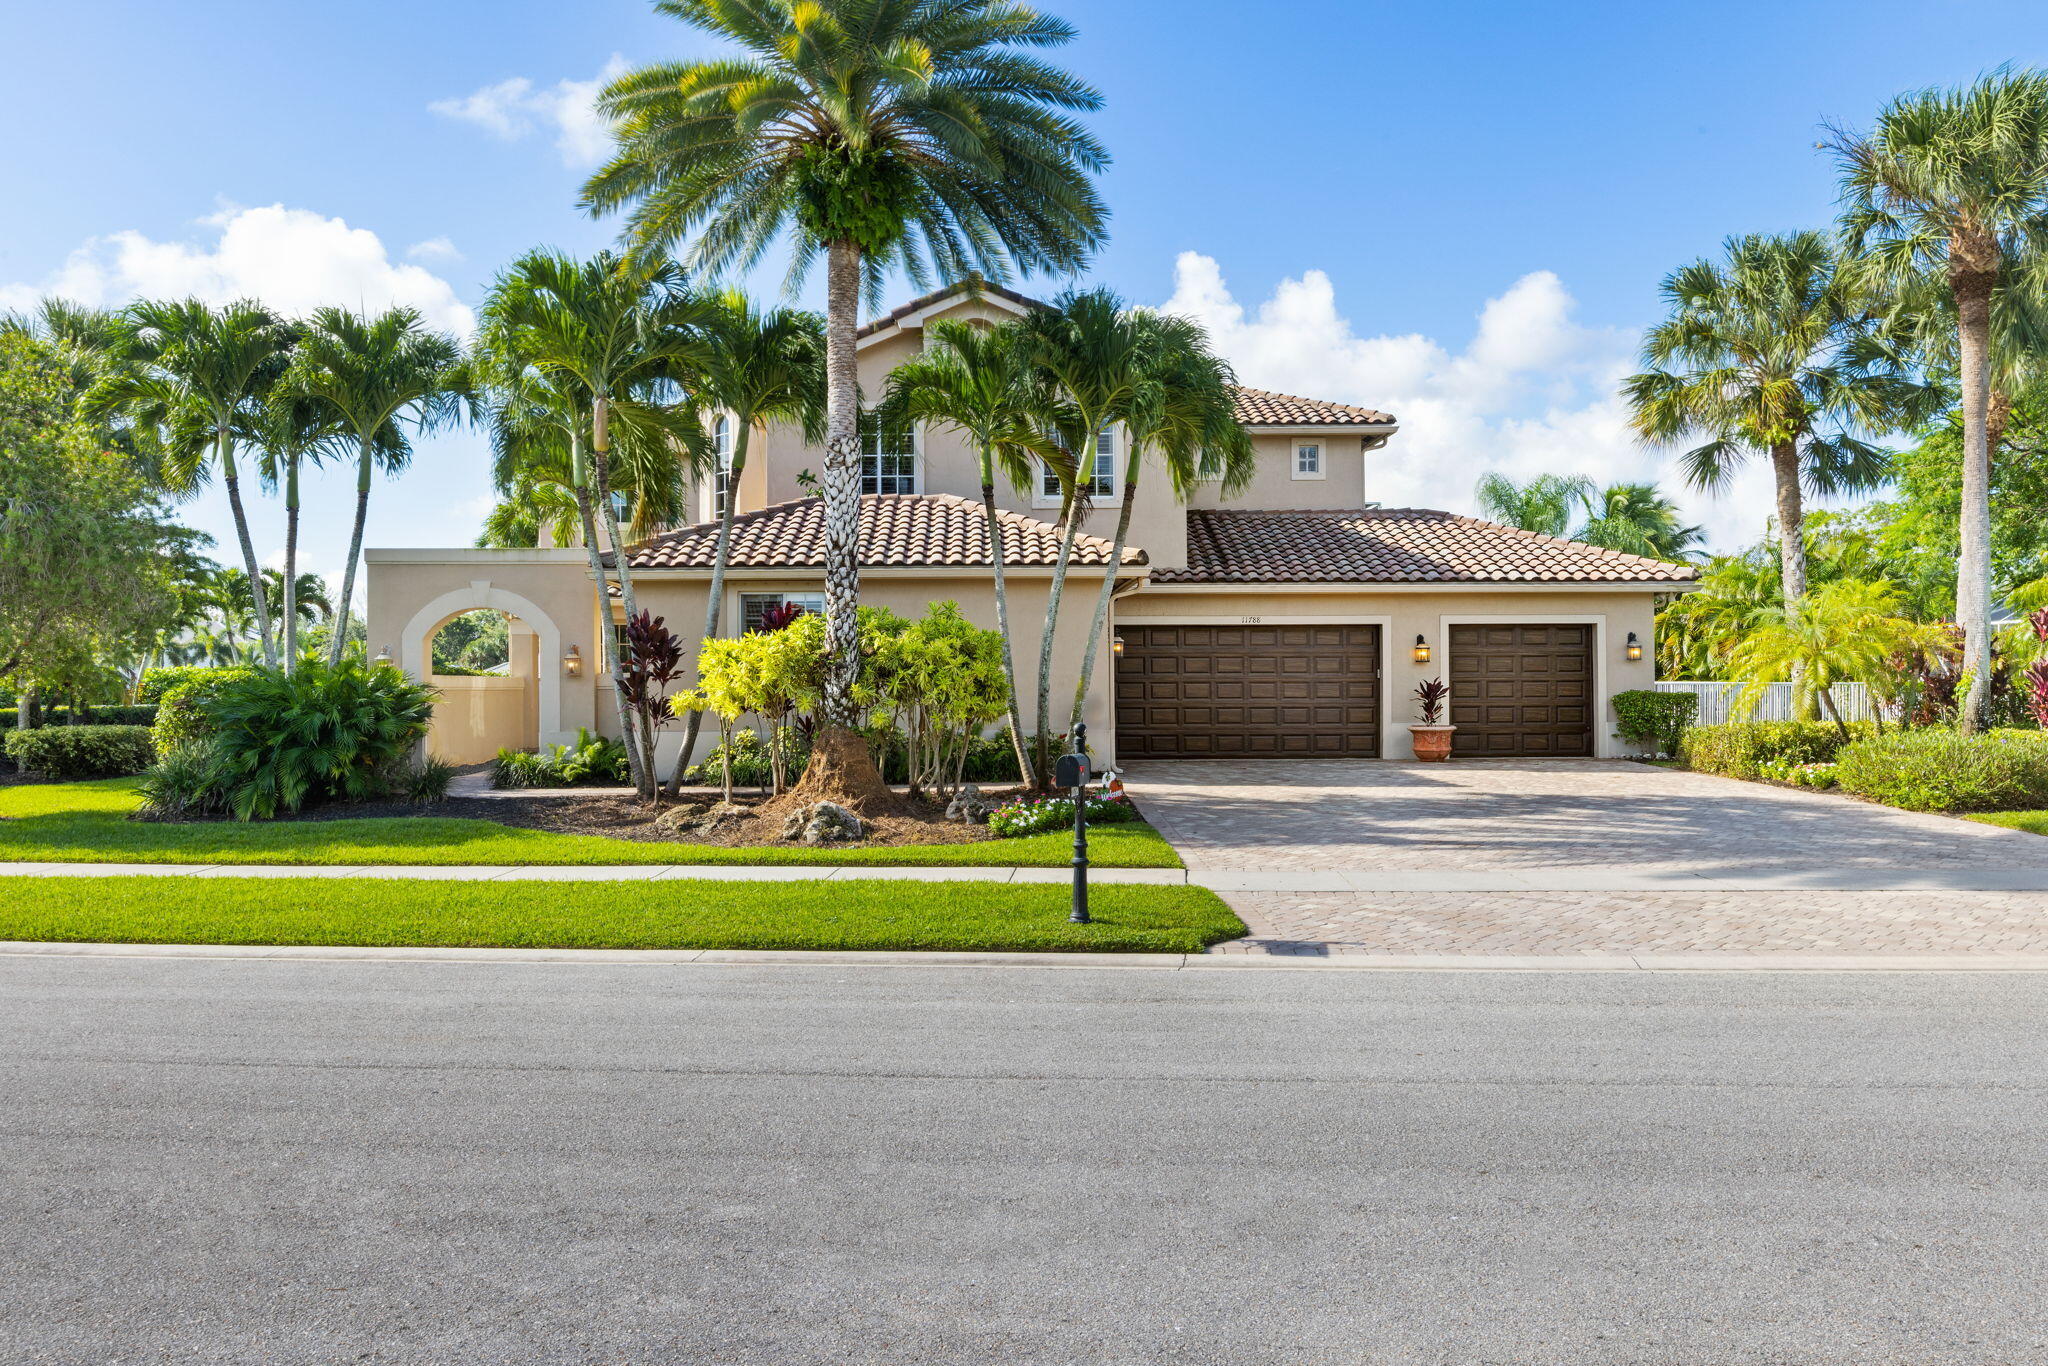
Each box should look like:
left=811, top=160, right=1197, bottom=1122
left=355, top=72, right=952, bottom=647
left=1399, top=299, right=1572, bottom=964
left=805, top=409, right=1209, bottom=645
left=987, top=792, right=1138, bottom=839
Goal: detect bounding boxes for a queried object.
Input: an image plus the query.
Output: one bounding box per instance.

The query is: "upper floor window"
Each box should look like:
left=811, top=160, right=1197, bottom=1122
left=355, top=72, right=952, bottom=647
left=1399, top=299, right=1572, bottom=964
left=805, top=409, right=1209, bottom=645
left=1039, top=426, right=1118, bottom=500
left=1293, top=439, right=1324, bottom=479
left=712, top=414, right=735, bottom=515
left=740, top=591, right=825, bottom=634
left=860, top=412, right=918, bottom=494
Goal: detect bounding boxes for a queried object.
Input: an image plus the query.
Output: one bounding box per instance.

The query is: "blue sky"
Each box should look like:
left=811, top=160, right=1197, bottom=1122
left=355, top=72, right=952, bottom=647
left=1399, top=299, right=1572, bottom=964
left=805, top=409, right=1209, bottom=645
left=4, top=0, right=2044, bottom=602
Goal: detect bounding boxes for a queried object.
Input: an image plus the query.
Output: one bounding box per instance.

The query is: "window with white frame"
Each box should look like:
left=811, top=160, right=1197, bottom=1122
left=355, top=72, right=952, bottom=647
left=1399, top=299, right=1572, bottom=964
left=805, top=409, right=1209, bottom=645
left=712, top=414, right=735, bottom=515
left=740, top=591, right=825, bottom=634
left=1039, top=426, right=1118, bottom=500
left=1293, top=439, right=1324, bottom=478
left=859, top=412, right=918, bottom=494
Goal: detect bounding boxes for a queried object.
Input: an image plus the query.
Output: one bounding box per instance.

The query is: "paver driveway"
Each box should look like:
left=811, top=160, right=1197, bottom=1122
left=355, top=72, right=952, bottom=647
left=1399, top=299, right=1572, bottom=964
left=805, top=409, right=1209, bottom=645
left=1121, top=759, right=2048, bottom=957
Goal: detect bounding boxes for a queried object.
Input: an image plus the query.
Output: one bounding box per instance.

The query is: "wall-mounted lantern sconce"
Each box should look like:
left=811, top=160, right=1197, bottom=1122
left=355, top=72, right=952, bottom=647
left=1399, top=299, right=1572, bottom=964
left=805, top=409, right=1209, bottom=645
left=564, top=644, right=583, bottom=677
left=1413, top=634, right=1431, bottom=665
left=1112, top=635, right=1126, bottom=659
left=1626, top=632, right=1643, bottom=662
left=373, top=645, right=392, bottom=666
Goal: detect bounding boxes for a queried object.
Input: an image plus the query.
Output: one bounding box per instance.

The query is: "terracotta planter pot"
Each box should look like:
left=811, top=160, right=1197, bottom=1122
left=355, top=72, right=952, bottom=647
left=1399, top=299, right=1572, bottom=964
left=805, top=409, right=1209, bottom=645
left=1407, top=723, right=1457, bottom=762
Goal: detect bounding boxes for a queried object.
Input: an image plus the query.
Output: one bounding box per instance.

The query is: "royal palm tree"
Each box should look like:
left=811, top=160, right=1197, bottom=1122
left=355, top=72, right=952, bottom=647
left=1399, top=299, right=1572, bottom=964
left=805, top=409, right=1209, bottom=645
left=884, top=317, right=1051, bottom=782
left=583, top=0, right=1108, bottom=807
left=1067, top=310, right=1253, bottom=735
left=1473, top=472, right=1594, bottom=538
left=664, top=292, right=824, bottom=795
left=475, top=250, right=706, bottom=798
left=252, top=395, right=345, bottom=669
left=1623, top=231, right=1935, bottom=610
left=88, top=298, right=296, bottom=666
left=285, top=306, right=467, bottom=667
left=1574, top=482, right=1705, bottom=561
left=1832, top=69, right=2048, bottom=730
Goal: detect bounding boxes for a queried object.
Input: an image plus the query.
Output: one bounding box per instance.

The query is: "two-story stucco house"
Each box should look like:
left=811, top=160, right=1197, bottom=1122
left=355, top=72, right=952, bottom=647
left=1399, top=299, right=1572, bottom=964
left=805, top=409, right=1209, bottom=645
left=366, top=281, right=1696, bottom=769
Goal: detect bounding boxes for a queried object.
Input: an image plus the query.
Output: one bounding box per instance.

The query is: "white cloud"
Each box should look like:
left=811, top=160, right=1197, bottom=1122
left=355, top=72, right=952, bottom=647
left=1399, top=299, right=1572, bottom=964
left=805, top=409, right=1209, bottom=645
left=406, top=235, right=463, bottom=264
left=430, top=56, right=628, bottom=167
left=0, top=204, right=474, bottom=334
left=1160, top=252, right=1783, bottom=554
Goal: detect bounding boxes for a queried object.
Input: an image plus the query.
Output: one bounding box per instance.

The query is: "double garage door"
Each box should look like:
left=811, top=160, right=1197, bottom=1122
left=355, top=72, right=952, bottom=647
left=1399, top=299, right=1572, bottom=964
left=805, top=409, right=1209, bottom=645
left=1115, top=622, right=1594, bottom=760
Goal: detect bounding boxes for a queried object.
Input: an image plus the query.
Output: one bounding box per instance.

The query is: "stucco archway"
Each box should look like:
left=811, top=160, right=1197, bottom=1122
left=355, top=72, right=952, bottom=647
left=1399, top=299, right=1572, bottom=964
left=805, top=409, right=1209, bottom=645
left=399, top=580, right=569, bottom=749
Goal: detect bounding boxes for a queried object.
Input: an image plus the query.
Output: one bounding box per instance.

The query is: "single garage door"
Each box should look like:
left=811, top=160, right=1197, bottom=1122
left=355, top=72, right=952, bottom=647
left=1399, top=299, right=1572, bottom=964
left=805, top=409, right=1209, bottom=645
left=1448, top=624, right=1594, bottom=757
left=1114, top=624, right=1381, bottom=759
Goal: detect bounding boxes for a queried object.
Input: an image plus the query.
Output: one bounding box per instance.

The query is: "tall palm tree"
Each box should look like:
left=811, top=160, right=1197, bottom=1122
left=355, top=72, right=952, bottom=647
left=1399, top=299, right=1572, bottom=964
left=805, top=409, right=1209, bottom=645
left=885, top=317, right=1051, bottom=782
left=285, top=306, right=467, bottom=667
left=664, top=292, right=824, bottom=794
left=1067, top=310, right=1253, bottom=735
left=475, top=250, right=706, bottom=798
left=1832, top=69, right=2048, bottom=730
left=583, top=0, right=1108, bottom=807
left=1623, top=231, right=1935, bottom=610
left=1574, top=482, right=1705, bottom=561
left=1473, top=472, right=1593, bottom=539
left=88, top=298, right=296, bottom=666
left=252, top=395, right=345, bottom=669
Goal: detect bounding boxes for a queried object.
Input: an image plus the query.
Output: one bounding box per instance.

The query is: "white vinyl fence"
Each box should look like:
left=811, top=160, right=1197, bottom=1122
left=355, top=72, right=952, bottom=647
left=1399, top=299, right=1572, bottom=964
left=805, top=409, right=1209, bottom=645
left=1653, top=680, right=1876, bottom=725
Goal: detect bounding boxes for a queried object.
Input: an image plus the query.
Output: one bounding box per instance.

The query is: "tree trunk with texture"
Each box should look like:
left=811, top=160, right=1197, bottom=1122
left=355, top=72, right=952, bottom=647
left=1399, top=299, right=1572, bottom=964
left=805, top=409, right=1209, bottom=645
left=980, top=471, right=1033, bottom=788
left=1954, top=268, right=1996, bottom=734
left=588, top=396, right=656, bottom=799
left=222, top=430, right=278, bottom=669
left=283, top=453, right=299, bottom=672
left=1069, top=455, right=1141, bottom=736
left=1033, top=494, right=1083, bottom=790
left=667, top=422, right=749, bottom=795
left=783, top=239, right=900, bottom=815
left=571, top=446, right=646, bottom=795
left=1770, top=441, right=1815, bottom=719
left=328, top=436, right=375, bottom=668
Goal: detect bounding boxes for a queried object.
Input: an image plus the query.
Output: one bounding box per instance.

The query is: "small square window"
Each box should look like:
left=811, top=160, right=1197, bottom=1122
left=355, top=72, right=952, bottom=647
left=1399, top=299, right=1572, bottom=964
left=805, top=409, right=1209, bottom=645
left=859, top=413, right=917, bottom=494
left=1040, top=427, right=1117, bottom=500
left=1295, top=442, right=1322, bottom=476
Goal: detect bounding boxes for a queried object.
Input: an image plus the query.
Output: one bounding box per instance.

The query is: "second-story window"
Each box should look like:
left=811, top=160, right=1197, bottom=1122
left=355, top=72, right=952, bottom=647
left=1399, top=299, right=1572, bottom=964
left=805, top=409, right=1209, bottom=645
left=1039, top=427, right=1118, bottom=500
left=712, top=414, right=735, bottom=516
left=1294, top=440, right=1323, bottom=477
left=860, top=412, right=917, bottom=494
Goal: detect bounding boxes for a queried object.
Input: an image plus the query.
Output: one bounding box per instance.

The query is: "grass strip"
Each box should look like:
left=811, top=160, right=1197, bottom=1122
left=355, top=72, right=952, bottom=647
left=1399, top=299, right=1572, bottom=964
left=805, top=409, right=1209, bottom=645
left=0, top=875, right=1243, bottom=955
left=0, top=780, right=1183, bottom=869
left=1964, top=811, right=2048, bottom=835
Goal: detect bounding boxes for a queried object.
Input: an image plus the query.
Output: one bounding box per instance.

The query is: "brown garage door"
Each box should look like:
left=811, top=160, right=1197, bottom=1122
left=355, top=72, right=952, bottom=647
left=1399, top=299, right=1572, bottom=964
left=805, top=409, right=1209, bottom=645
left=1114, top=624, right=1380, bottom=759
left=1448, top=624, right=1594, bottom=757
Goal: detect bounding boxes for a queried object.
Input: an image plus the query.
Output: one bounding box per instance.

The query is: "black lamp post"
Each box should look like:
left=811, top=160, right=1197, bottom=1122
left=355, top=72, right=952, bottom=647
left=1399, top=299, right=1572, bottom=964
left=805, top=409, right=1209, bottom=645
left=1056, top=722, right=1092, bottom=924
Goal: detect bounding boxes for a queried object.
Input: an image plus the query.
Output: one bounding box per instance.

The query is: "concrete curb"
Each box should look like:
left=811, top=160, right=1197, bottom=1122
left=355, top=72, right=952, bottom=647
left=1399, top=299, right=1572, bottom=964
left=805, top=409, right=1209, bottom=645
left=5, top=941, right=2047, bottom=973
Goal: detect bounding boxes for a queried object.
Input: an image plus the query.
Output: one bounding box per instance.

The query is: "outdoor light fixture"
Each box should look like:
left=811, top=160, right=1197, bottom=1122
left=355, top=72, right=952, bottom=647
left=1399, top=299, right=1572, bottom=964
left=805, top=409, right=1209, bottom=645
left=1112, top=635, right=1126, bottom=659
left=1413, top=634, right=1431, bottom=665
left=564, top=644, right=583, bottom=677
left=1626, top=632, right=1643, bottom=662
left=373, top=645, right=392, bottom=665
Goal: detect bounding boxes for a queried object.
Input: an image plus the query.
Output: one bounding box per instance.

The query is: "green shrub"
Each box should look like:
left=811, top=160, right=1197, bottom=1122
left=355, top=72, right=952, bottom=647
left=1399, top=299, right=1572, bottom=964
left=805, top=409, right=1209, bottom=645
left=403, top=757, right=458, bottom=804
left=1833, top=729, right=2048, bottom=813
left=151, top=668, right=258, bottom=754
left=133, top=744, right=229, bottom=819
left=1612, top=690, right=1699, bottom=758
left=139, top=666, right=223, bottom=703
left=987, top=792, right=1139, bottom=838
left=201, top=660, right=437, bottom=820
left=493, top=728, right=630, bottom=789
left=3, top=725, right=155, bottom=778
left=0, top=704, right=156, bottom=730
left=1678, top=721, right=1873, bottom=780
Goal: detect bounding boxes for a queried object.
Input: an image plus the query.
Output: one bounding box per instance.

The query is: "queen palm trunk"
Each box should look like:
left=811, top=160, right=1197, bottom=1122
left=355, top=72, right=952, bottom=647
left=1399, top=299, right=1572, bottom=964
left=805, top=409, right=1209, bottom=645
left=1069, top=455, right=1141, bottom=735
left=667, top=423, right=748, bottom=795
left=1954, top=267, right=1996, bottom=734
left=328, top=438, right=376, bottom=668
left=979, top=471, right=1033, bottom=786
left=220, top=430, right=278, bottom=669
left=1034, top=503, right=1083, bottom=788
left=569, top=458, right=647, bottom=794
left=282, top=453, right=300, bottom=671
left=588, top=395, right=658, bottom=798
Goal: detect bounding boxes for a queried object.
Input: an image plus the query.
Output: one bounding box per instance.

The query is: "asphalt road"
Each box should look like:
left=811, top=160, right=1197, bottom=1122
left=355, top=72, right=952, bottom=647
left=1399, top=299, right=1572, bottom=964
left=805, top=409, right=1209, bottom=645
left=2, top=958, right=2044, bottom=1365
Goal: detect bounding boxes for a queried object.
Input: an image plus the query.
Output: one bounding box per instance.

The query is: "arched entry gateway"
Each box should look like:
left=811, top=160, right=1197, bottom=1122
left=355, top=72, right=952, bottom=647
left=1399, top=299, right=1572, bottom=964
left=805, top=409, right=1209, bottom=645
left=398, top=583, right=567, bottom=764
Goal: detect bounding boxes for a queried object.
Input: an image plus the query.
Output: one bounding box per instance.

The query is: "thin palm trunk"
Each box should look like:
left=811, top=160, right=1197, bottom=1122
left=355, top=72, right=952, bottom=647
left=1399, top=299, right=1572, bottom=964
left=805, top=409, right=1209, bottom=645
left=1035, top=495, right=1083, bottom=787
left=282, top=453, right=300, bottom=671
left=589, top=395, right=657, bottom=799
left=220, top=429, right=278, bottom=669
left=1955, top=276, right=1996, bottom=734
left=570, top=460, right=646, bottom=795
left=979, top=468, right=1033, bottom=787
left=1069, top=455, right=1141, bottom=734
left=667, top=422, right=748, bottom=795
left=818, top=240, right=864, bottom=729
left=1770, top=442, right=1813, bottom=719
left=329, top=437, right=375, bottom=668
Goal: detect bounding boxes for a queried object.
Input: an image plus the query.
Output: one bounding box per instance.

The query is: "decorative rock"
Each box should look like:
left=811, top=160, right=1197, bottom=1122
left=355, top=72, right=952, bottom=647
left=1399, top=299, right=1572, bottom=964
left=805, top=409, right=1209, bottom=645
left=692, top=801, right=754, bottom=834
left=652, top=801, right=709, bottom=836
left=944, top=784, right=995, bottom=825
left=800, top=801, right=864, bottom=845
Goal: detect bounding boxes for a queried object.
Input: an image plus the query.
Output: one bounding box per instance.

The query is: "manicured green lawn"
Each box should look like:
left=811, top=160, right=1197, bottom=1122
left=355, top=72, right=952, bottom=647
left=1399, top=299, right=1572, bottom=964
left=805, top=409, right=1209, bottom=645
left=1965, top=811, right=2048, bottom=835
left=0, top=779, right=1182, bottom=868
left=0, top=875, right=1242, bottom=954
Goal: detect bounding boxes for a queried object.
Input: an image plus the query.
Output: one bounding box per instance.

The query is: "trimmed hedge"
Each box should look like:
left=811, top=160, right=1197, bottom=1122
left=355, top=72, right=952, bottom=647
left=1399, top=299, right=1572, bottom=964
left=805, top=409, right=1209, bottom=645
left=1833, top=729, right=2048, bottom=813
left=151, top=668, right=258, bottom=754
left=1, top=704, right=157, bottom=730
left=138, top=666, right=225, bottom=704
left=1612, top=689, right=1697, bottom=758
left=1678, top=721, right=1874, bottom=780
left=4, top=725, right=155, bottom=779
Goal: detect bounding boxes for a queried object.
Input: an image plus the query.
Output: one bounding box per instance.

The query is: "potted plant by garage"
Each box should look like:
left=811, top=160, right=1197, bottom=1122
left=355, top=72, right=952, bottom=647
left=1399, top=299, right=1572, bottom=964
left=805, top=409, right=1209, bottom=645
left=1407, top=677, right=1456, bottom=762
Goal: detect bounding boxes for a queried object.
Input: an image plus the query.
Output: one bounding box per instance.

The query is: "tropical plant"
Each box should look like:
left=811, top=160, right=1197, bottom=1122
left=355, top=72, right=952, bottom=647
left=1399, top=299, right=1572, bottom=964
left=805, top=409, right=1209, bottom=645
left=664, top=292, right=825, bottom=794
left=986, top=792, right=1136, bottom=839
left=618, top=609, right=688, bottom=788
left=87, top=298, right=297, bottom=664
left=1834, top=728, right=2048, bottom=812
left=1832, top=68, right=2048, bottom=730
left=250, top=394, right=345, bottom=668
left=871, top=601, right=1011, bottom=800
left=1574, top=482, right=1704, bottom=560
left=475, top=475, right=582, bottom=548
left=1624, top=231, right=1936, bottom=610
left=1412, top=677, right=1449, bottom=725
left=1678, top=720, right=1871, bottom=779
left=492, top=728, right=632, bottom=789
left=1473, top=472, right=1593, bottom=538
left=2, top=724, right=155, bottom=779
left=1727, top=580, right=1949, bottom=739
left=284, top=305, right=467, bottom=667
left=584, top=0, right=1109, bottom=808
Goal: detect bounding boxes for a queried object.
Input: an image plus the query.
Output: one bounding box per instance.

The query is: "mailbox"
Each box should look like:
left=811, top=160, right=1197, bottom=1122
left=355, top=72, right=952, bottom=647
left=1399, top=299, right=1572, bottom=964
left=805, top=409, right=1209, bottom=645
left=1054, top=752, right=1091, bottom=789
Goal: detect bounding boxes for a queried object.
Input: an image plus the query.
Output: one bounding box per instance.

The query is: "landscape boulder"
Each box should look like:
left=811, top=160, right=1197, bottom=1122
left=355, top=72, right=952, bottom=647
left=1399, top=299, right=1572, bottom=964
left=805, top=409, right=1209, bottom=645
left=779, top=801, right=866, bottom=845
left=944, top=784, right=995, bottom=824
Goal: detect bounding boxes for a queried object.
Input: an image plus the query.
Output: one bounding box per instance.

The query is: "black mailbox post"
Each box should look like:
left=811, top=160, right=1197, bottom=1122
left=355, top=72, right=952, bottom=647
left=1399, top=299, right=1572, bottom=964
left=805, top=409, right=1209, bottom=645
left=1056, top=723, right=1092, bottom=924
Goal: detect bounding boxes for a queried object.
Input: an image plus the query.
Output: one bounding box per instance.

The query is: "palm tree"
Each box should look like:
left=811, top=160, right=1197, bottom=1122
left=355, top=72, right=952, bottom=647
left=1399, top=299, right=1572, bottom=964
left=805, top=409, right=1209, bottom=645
left=583, top=0, right=1108, bottom=808
left=885, top=317, right=1051, bottom=782
left=1473, top=472, right=1593, bottom=539
left=285, top=306, right=467, bottom=667
left=1729, top=579, right=1948, bottom=740
left=475, top=250, right=706, bottom=798
left=1067, top=309, right=1253, bottom=735
left=251, top=395, right=344, bottom=669
left=1574, top=482, right=1704, bottom=561
left=88, top=298, right=296, bottom=666
left=1832, top=69, right=2048, bottom=730
left=475, top=476, right=582, bottom=548
left=664, top=292, right=824, bottom=795
left=1623, top=231, right=1935, bottom=611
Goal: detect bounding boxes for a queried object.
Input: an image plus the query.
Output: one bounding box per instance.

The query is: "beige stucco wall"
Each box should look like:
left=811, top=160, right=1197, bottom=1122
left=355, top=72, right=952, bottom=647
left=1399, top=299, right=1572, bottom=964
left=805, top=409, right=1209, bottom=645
left=1185, top=432, right=1375, bottom=511
left=1113, top=586, right=1665, bottom=760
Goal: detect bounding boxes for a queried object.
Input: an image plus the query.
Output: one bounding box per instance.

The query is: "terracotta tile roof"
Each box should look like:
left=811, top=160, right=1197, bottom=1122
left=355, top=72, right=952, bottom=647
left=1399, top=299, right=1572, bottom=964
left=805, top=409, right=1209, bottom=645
left=619, top=494, right=1145, bottom=571
left=1230, top=387, right=1396, bottom=426
left=1154, top=509, right=1698, bottom=584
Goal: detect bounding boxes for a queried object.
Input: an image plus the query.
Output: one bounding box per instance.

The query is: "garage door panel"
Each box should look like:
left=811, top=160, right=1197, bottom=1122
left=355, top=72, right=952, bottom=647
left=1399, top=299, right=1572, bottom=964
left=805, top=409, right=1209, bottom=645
left=1449, top=624, right=1595, bottom=757
left=1116, top=624, right=1380, bottom=759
